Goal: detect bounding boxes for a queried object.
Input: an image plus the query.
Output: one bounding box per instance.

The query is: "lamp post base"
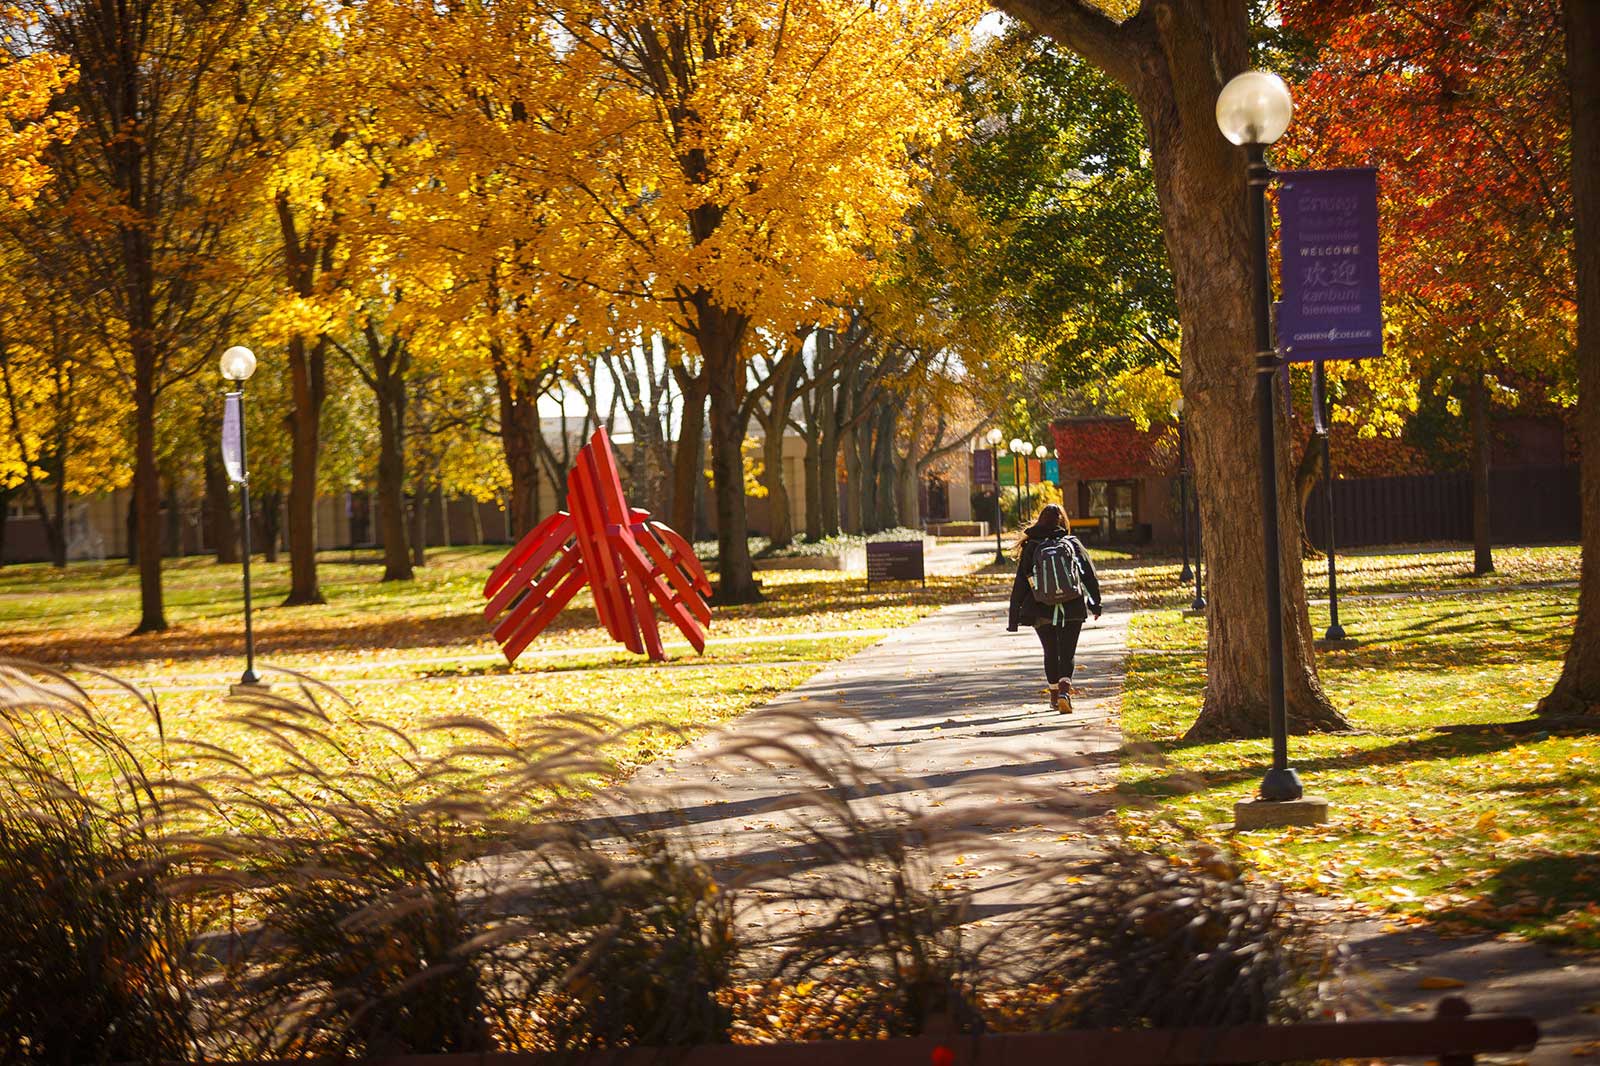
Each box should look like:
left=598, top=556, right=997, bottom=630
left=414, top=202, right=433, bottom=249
left=1234, top=795, right=1330, bottom=830
left=1182, top=606, right=1207, bottom=618
left=1323, top=622, right=1348, bottom=641
left=229, top=678, right=271, bottom=696
left=1179, top=565, right=1193, bottom=583
left=1315, top=636, right=1360, bottom=652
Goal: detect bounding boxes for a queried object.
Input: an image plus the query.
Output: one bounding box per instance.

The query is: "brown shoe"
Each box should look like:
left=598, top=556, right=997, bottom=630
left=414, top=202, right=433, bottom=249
left=1047, top=685, right=1060, bottom=713
left=1058, top=684, right=1073, bottom=714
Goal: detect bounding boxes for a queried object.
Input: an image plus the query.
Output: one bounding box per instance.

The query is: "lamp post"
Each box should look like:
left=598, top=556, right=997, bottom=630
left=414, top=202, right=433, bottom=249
left=986, top=427, right=1005, bottom=563
left=1314, top=361, right=1348, bottom=641
left=1172, top=397, right=1193, bottom=584
left=220, top=345, right=264, bottom=692
left=1010, top=437, right=1029, bottom=519
left=1217, top=70, right=1301, bottom=804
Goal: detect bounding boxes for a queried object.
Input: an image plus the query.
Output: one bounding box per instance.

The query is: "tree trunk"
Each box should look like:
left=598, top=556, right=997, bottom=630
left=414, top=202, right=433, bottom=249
left=1294, top=436, right=1323, bottom=559
left=995, top=0, right=1347, bottom=737
left=670, top=367, right=708, bottom=537
left=761, top=422, right=794, bottom=548
left=701, top=305, right=759, bottom=602
left=285, top=333, right=326, bottom=605
left=261, top=491, right=281, bottom=564
left=132, top=379, right=166, bottom=632
left=376, top=368, right=412, bottom=580
left=818, top=376, right=841, bottom=536
left=410, top=482, right=428, bottom=570
left=872, top=403, right=899, bottom=531
left=1539, top=0, right=1599, bottom=717
left=491, top=345, right=542, bottom=536
left=436, top=488, right=451, bottom=548
left=1470, top=369, right=1495, bottom=576
left=206, top=449, right=240, bottom=565
left=841, top=424, right=862, bottom=534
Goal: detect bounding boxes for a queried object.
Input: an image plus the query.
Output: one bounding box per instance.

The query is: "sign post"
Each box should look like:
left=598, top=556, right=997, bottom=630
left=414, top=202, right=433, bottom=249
left=866, top=540, right=926, bottom=590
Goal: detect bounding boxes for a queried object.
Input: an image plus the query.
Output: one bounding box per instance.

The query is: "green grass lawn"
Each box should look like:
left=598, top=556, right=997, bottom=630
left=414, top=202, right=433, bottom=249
left=2, top=545, right=1013, bottom=806
left=1118, top=543, right=1600, bottom=948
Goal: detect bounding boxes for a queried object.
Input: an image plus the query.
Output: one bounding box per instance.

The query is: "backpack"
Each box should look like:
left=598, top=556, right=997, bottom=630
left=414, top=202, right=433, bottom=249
left=1030, top=536, right=1085, bottom=608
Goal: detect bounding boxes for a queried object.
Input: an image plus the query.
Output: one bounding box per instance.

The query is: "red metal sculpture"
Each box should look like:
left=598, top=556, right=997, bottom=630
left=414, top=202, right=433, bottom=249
left=483, top=428, right=713, bottom=663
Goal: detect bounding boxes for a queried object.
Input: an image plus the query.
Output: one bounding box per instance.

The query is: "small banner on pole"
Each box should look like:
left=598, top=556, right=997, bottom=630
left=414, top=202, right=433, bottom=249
left=972, top=448, right=994, bottom=487
left=1277, top=167, right=1383, bottom=362
left=222, top=392, right=244, bottom=483
left=1043, top=458, right=1059, bottom=483
left=997, top=455, right=1015, bottom=487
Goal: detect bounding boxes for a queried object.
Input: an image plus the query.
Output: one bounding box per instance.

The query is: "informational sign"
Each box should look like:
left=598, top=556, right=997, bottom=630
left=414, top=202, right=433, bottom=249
left=997, top=455, right=1015, bottom=487
left=1276, top=167, right=1383, bottom=362
left=1043, top=458, right=1060, bottom=484
left=972, top=448, right=994, bottom=487
left=866, top=540, right=925, bottom=589
left=222, top=392, right=244, bottom=483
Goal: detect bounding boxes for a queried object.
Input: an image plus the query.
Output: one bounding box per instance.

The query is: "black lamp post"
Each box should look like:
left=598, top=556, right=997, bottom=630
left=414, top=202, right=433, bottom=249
left=1172, top=397, right=1193, bottom=584
left=986, top=427, right=1005, bottom=563
left=1191, top=498, right=1206, bottom=611
left=1218, top=70, right=1301, bottom=804
left=221, top=344, right=264, bottom=691
left=1314, top=360, right=1348, bottom=641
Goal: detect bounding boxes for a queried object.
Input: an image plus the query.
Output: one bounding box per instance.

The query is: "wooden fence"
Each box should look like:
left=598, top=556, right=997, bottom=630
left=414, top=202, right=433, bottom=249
left=1304, top=466, right=1579, bottom=550
left=351, top=999, right=1535, bottom=1066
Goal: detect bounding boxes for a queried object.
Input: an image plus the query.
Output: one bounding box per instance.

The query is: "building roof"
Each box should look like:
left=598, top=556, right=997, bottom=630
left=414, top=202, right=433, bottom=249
left=1052, top=417, right=1167, bottom=481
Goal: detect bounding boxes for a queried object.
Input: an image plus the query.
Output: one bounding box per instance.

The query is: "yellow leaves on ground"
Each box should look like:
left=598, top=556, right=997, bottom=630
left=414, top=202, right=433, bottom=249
left=1119, top=545, right=1600, bottom=949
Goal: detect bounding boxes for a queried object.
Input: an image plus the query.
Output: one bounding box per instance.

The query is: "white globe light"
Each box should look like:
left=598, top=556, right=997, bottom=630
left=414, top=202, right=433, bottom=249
left=220, top=345, right=257, bottom=382
left=1171, top=396, right=1184, bottom=417
left=985, top=427, right=1004, bottom=446
left=1033, top=444, right=1048, bottom=458
left=1009, top=437, right=1025, bottom=454
left=1215, top=70, right=1293, bottom=146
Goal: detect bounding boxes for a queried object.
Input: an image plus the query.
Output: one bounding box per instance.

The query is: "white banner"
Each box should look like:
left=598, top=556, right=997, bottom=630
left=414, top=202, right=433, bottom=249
left=222, top=392, right=244, bottom=483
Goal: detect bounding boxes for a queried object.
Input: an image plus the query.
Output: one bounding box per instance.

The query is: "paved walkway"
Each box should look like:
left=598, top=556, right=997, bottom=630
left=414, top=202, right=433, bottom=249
left=576, top=560, right=1597, bottom=1061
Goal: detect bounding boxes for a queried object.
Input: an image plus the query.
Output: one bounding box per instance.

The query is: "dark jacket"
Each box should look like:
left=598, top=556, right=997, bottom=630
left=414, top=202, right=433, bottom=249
left=1007, top=527, right=1102, bottom=630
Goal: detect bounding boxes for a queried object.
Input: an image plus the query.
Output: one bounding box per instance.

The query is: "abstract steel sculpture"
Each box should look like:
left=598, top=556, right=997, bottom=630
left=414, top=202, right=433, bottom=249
left=483, top=428, right=713, bottom=663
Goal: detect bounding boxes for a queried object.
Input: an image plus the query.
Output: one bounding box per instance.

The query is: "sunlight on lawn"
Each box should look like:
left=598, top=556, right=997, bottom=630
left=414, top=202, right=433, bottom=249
left=1119, top=548, right=1600, bottom=949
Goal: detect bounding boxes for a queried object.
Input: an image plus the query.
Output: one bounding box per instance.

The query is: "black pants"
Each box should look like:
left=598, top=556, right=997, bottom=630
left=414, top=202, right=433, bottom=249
left=1035, top=621, right=1084, bottom=685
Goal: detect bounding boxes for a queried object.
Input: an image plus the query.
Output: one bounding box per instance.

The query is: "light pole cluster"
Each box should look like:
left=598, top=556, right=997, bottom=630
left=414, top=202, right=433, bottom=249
left=985, top=427, right=1005, bottom=562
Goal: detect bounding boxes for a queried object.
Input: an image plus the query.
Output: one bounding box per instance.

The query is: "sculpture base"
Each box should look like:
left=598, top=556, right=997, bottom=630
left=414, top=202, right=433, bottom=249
left=1233, top=796, right=1330, bottom=830
left=228, top=681, right=272, bottom=697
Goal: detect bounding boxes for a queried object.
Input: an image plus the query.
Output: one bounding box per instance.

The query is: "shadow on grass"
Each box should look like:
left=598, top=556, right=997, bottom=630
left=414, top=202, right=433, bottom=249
left=1429, top=852, right=1600, bottom=948
left=1115, top=718, right=1600, bottom=801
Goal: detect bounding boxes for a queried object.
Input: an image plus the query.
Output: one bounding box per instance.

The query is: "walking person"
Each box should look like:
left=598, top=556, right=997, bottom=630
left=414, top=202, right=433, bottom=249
left=1007, top=504, right=1101, bottom=713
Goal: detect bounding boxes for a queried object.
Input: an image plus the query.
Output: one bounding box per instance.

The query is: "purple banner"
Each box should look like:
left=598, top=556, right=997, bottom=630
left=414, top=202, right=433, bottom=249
left=1277, top=168, right=1383, bottom=362
left=972, top=448, right=994, bottom=487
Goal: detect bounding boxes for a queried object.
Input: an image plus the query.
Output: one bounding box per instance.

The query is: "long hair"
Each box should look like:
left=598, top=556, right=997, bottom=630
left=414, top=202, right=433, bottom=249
left=1015, top=503, right=1065, bottom=552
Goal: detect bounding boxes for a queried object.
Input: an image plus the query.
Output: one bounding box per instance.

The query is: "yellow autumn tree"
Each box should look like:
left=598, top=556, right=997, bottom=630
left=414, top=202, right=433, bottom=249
left=355, top=0, right=984, bottom=601
left=0, top=45, right=74, bottom=210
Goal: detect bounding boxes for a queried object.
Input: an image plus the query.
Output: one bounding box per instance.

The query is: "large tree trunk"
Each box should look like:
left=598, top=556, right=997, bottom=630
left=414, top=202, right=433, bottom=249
left=994, top=0, right=1346, bottom=737
left=1540, top=0, right=1600, bottom=717
left=761, top=423, right=794, bottom=548
left=700, top=303, right=759, bottom=602
left=132, top=378, right=166, bottom=632
left=206, top=449, right=240, bottom=565
left=285, top=332, right=327, bottom=605
left=376, top=368, right=412, bottom=580
left=491, top=343, right=542, bottom=536
left=1470, top=368, right=1495, bottom=576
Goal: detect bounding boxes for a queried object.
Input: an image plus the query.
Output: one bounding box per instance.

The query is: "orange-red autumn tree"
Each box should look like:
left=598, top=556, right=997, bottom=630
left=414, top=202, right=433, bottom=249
left=1281, top=0, right=1574, bottom=576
